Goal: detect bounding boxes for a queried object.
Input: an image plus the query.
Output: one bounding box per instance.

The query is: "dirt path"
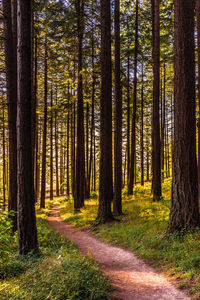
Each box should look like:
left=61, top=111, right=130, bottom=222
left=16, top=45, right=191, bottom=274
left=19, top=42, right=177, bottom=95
left=48, top=206, right=191, bottom=300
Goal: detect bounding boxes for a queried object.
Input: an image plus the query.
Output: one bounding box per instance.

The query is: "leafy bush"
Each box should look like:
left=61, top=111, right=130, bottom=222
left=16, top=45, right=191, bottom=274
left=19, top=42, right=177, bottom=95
left=0, top=210, right=15, bottom=262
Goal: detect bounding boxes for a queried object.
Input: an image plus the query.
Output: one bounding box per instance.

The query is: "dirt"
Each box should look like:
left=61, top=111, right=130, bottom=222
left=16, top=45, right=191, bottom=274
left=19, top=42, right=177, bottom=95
left=48, top=206, right=191, bottom=300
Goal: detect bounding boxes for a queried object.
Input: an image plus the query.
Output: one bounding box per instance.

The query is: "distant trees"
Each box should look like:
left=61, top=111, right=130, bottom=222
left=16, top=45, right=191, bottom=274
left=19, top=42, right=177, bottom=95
left=2, top=0, right=200, bottom=257
left=169, top=0, right=200, bottom=231
left=2, top=0, right=17, bottom=232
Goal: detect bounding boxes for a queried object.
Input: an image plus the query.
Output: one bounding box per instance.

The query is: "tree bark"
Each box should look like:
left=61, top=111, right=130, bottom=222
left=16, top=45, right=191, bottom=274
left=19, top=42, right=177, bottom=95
left=128, top=0, right=139, bottom=195
left=169, top=0, right=200, bottom=231
left=66, top=82, right=70, bottom=197
left=50, top=84, right=53, bottom=200
left=17, top=0, right=38, bottom=254
left=40, top=35, right=48, bottom=208
left=74, top=0, right=85, bottom=210
left=140, top=59, right=144, bottom=186
left=98, top=0, right=113, bottom=221
left=55, top=86, right=59, bottom=197
left=113, top=0, right=122, bottom=216
left=196, top=0, right=200, bottom=207
left=152, top=0, right=162, bottom=201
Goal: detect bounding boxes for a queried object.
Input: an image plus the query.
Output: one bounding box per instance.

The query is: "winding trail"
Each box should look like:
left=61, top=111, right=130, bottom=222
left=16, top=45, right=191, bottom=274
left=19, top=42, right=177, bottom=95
left=48, top=206, right=191, bottom=300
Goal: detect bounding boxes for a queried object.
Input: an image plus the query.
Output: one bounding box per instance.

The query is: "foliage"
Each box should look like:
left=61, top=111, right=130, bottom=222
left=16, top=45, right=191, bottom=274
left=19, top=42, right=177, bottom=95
left=0, top=201, right=110, bottom=299
left=0, top=210, right=15, bottom=263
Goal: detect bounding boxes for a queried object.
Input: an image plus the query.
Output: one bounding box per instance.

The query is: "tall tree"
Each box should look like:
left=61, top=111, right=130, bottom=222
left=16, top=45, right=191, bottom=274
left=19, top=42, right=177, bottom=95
left=140, top=59, right=144, bottom=186
left=152, top=0, right=162, bottom=201
left=17, top=0, right=38, bottom=254
left=50, top=83, right=53, bottom=200
left=196, top=0, right=200, bottom=205
left=3, top=0, right=18, bottom=231
left=128, top=0, right=139, bottom=195
left=113, top=0, right=122, bottom=216
left=40, top=35, right=48, bottom=208
left=74, top=0, right=85, bottom=210
left=98, top=0, right=113, bottom=222
left=169, top=0, right=200, bottom=231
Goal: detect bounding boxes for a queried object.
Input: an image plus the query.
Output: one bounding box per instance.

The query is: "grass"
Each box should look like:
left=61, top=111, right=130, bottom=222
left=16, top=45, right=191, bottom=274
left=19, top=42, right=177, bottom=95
left=0, top=199, right=110, bottom=300
left=59, top=179, right=200, bottom=299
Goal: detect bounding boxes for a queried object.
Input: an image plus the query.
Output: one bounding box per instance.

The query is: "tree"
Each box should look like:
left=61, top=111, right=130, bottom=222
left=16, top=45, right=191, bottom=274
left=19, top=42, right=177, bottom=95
left=3, top=0, right=18, bottom=231
left=152, top=0, right=162, bottom=201
left=128, top=0, right=139, bottom=195
left=98, top=0, right=113, bottom=222
left=17, top=0, right=38, bottom=254
left=196, top=0, right=200, bottom=205
left=74, top=0, right=85, bottom=210
left=113, top=0, right=122, bottom=216
left=169, top=0, right=200, bottom=231
left=50, top=83, right=53, bottom=200
left=40, top=35, right=48, bottom=208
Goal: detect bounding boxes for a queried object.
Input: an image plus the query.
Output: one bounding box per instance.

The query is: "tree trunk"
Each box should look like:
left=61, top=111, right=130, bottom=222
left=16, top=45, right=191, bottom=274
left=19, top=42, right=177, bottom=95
left=34, top=33, right=40, bottom=202
left=128, top=0, right=139, bottom=195
left=66, top=82, right=70, bottom=197
left=93, top=127, right=96, bottom=192
left=50, top=84, right=53, bottom=200
left=74, top=0, right=85, bottom=210
left=87, top=26, right=95, bottom=198
left=169, top=0, right=200, bottom=231
left=98, top=0, right=113, bottom=222
left=2, top=102, right=6, bottom=210
left=40, top=35, right=48, bottom=208
left=113, top=0, right=122, bottom=216
left=17, top=0, right=38, bottom=254
left=196, top=0, right=200, bottom=207
left=3, top=0, right=17, bottom=230
left=55, top=87, right=59, bottom=197
left=140, top=58, right=144, bottom=186
left=60, top=125, right=64, bottom=195
left=127, top=20, right=130, bottom=187
left=152, top=0, right=162, bottom=201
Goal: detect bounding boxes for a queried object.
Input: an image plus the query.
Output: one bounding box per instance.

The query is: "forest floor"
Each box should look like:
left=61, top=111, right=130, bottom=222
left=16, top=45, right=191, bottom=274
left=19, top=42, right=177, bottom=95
left=48, top=204, right=190, bottom=299
left=0, top=201, right=110, bottom=299
left=56, top=178, right=200, bottom=299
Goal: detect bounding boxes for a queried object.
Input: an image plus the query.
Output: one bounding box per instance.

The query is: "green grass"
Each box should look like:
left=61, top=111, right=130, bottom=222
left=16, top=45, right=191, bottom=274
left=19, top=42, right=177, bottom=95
left=0, top=199, right=110, bottom=300
left=59, top=179, right=200, bottom=299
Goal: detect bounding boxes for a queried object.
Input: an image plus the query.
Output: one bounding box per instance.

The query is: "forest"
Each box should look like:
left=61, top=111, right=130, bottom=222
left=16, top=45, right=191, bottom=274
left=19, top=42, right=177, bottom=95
left=0, top=0, right=200, bottom=299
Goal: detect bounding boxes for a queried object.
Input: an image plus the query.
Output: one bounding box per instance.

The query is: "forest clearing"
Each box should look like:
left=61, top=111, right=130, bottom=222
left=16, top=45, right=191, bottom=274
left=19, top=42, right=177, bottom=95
left=1, top=0, right=200, bottom=299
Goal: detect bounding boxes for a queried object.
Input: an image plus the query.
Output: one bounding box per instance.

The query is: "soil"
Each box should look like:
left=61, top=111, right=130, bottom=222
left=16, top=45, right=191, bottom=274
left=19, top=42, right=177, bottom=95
left=48, top=206, right=191, bottom=300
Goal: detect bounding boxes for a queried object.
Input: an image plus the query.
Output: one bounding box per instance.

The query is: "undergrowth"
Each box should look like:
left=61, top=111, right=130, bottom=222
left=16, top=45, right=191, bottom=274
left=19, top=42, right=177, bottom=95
left=59, top=179, right=200, bottom=299
left=0, top=200, right=110, bottom=300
